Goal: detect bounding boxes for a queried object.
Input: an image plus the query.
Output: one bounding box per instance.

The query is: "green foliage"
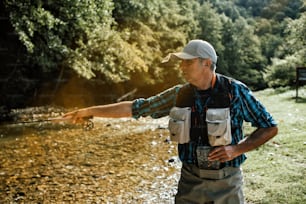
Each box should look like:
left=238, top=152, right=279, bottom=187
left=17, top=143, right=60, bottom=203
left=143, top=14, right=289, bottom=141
left=219, top=16, right=266, bottom=88
left=265, top=11, right=306, bottom=88
left=67, top=29, right=148, bottom=82
left=284, top=12, right=306, bottom=64
left=5, top=0, right=114, bottom=72
left=261, top=0, right=303, bottom=20
left=235, top=0, right=271, bottom=17
left=212, top=0, right=243, bottom=20
left=6, top=1, right=65, bottom=71
left=3, top=0, right=305, bottom=100
left=196, top=2, right=224, bottom=55
left=265, top=56, right=298, bottom=87
left=111, top=0, right=200, bottom=85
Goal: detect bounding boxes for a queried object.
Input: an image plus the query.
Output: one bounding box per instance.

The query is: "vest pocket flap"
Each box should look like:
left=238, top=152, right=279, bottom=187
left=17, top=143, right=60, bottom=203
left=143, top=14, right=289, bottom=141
left=169, top=107, right=191, bottom=120
left=206, top=108, right=230, bottom=121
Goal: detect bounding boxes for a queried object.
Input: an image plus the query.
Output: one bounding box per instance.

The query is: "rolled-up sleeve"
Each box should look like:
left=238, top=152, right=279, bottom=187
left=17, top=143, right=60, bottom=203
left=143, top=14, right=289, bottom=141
left=132, top=85, right=182, bottom=119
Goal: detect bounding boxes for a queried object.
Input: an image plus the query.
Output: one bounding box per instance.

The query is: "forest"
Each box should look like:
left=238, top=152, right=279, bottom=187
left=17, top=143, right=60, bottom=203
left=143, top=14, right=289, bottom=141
left=1, top=0, right=305, bottom=108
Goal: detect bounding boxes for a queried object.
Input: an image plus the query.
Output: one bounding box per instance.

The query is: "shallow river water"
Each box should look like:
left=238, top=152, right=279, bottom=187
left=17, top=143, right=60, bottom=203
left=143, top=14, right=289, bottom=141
left=0, top=115, right=181, bottom=203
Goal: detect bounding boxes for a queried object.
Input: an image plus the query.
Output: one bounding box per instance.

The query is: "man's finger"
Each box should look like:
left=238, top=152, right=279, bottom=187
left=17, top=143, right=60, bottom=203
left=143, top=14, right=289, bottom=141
left=208, top=147, right=222, bottom=161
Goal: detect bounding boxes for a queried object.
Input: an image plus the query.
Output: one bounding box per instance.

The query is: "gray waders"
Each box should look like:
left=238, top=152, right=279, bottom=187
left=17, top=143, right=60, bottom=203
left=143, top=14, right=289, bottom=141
left=175, top=164, right=244, bottom=204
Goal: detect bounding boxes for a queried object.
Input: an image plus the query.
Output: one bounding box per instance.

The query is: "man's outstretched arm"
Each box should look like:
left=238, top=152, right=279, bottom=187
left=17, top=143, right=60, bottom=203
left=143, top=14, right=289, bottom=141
left=62, top=101, right=133, bottom=123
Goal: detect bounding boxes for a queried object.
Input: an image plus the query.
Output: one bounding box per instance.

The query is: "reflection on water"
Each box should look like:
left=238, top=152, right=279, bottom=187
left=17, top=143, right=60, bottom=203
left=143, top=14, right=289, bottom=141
left=0, top=117, right=181, bottom=203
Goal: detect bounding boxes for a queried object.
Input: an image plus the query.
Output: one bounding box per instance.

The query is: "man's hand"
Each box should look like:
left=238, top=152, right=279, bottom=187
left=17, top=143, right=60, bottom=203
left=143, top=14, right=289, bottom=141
left=208, top=127, right=278, bottom=163
left=49, top=109, right=92, bottom=125
left=208, top=145, right=240, bottom=163
left=59, top=109, right=92, bottom=124
left=49, top=110, right=94, bottom=130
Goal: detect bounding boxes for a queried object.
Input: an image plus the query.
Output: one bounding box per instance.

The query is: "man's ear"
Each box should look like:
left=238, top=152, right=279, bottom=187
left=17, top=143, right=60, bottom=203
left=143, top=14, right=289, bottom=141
left=203, top=59, right=212, bottom=67
left=208, top=59, right=213, bottom=66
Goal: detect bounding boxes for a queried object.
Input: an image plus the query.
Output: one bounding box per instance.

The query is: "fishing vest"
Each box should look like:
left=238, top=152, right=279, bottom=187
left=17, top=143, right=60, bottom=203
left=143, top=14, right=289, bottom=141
left=170, top=74, right=232, bottom=146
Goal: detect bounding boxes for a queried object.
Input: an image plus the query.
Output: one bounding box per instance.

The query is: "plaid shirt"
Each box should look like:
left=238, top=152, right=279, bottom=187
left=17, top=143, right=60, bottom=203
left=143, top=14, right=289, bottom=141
left=132, top=77, right=277, bottom=167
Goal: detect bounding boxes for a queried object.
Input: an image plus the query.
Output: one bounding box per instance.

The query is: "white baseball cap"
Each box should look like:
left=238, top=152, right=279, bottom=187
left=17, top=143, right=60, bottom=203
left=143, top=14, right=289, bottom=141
left=162, top=39, right=217, bottom=64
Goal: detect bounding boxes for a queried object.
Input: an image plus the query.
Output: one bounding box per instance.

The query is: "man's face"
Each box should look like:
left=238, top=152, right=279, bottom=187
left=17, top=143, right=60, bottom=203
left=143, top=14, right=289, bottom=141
left=179, top=58, right=209, bottom=84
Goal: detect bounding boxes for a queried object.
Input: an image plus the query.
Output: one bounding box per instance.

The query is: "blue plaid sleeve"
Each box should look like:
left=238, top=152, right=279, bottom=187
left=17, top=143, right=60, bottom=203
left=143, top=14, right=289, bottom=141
left=234, top=81, right=277, bottom=128
left=132, top=85, right=182, bottom=119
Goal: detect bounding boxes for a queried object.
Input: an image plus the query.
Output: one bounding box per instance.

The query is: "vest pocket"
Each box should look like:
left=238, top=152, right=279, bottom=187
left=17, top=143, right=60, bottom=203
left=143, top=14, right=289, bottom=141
left=206, top=108, right=232, bottom=146
left=168, top=107, right=191, bottom=144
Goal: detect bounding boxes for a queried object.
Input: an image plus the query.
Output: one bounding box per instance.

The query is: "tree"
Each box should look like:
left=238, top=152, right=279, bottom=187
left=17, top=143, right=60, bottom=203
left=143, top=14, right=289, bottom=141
left=220, top=17, right=266, bottom=89
left=5, top=0, right=115, bottom=73
left=110, top=0, right=200, bottom=87
left=196, top=2, right=224, bottom=56
left=235, top=0, right=271, bottom=17
left=284, top=12, right=306, bottom=65
left=261, top=0, right=303, bottom=21
left=265, top=11, right=306, bottom=87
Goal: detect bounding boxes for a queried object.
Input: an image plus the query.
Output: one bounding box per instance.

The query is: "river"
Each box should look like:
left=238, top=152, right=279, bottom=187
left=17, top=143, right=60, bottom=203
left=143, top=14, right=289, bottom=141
left=0, top=113, right=181, bottom=203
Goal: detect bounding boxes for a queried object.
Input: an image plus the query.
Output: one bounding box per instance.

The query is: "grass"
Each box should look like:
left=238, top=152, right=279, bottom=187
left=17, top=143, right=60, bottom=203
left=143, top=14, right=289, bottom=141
left=243, top=86, right=306, bottom=204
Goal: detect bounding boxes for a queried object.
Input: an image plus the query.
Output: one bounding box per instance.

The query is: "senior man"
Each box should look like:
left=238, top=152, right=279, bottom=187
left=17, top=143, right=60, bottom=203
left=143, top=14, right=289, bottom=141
left=62, top=39, right=278, bottom=204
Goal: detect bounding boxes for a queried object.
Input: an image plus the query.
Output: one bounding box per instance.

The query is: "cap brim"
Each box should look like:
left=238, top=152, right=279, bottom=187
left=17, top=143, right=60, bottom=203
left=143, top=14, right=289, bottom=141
left=161, top=52, right=197, bottom=63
